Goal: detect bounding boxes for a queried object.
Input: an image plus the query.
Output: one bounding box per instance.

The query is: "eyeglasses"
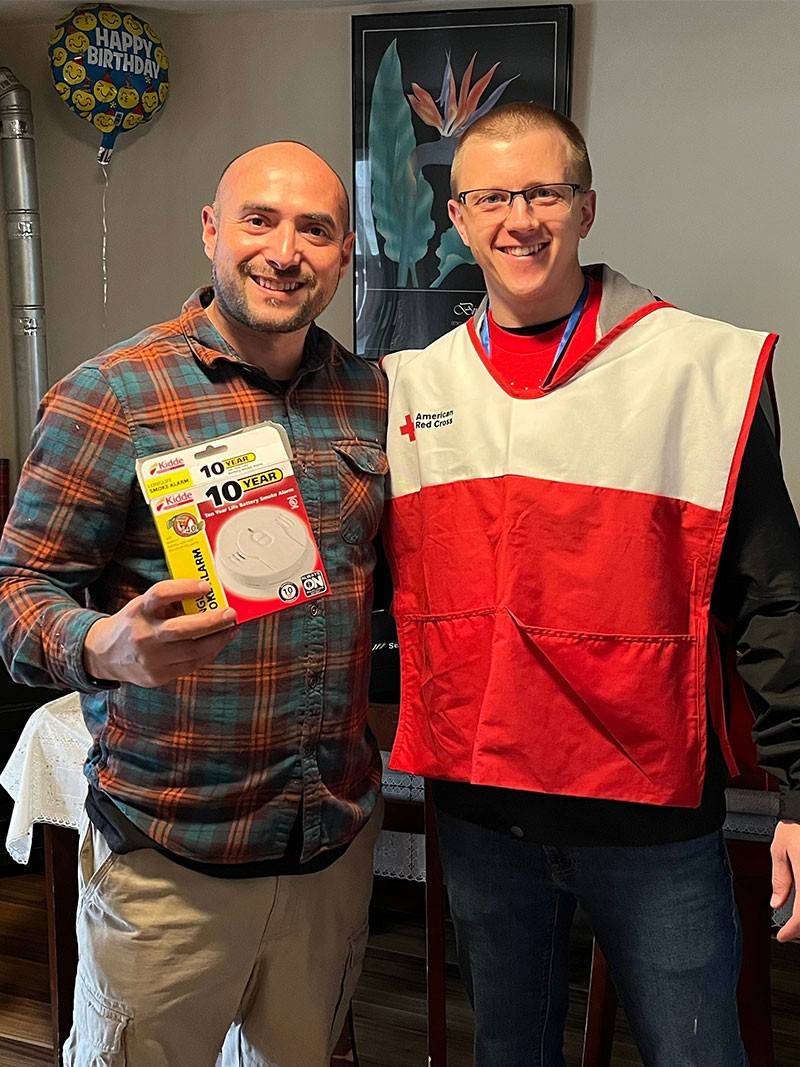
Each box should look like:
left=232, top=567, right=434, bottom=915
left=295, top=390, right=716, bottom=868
left=457, top=183, right=585, bottom=214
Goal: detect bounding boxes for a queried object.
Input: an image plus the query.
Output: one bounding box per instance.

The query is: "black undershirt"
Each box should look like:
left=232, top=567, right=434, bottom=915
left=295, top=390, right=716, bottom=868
left=502, top=313, right=570, bottom=334
left=86, top=785, right=349, bottom=878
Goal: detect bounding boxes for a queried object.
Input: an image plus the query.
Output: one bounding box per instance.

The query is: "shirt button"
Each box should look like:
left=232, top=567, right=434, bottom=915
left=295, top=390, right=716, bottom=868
left=309, top=604, right=320, bottom=617
left=510, top=825, right=525, bottom=839
left=308, top=674, right=319, bottom=689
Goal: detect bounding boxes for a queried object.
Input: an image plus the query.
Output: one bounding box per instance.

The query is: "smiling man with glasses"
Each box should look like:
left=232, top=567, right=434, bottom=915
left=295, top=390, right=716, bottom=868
left=380, top=101, right=800, bottom=1066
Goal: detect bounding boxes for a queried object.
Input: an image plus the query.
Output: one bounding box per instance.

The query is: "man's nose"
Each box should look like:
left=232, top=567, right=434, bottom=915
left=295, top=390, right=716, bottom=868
left=506, top=193, right=539, bottom=228
left=264, top=220, right=300, bottom=270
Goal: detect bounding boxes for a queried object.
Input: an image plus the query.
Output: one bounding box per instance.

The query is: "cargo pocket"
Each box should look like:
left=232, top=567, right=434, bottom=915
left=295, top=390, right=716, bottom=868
left=328, top=918, right=370, bottom=1053
left=63, top=973, right=130, bottom=1066
left=333, top=440, right=388, bottom=544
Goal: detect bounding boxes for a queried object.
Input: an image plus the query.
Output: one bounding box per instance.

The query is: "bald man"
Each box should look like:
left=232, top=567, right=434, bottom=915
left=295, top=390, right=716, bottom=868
left=0, top=143, right=387, bottom=1066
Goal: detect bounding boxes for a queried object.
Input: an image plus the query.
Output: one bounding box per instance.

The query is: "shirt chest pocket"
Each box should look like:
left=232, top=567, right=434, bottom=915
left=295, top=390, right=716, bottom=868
left=332, top=441, right=388, bottom=544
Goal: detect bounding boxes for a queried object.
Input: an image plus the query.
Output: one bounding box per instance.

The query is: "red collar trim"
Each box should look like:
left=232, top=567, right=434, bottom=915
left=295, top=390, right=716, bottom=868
left=466, top=300, right=675, bottom=399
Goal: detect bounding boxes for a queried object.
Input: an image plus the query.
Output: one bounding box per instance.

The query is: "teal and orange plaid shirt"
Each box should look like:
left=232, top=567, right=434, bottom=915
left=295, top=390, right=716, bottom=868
left=0, top=289, right=387, bottom=863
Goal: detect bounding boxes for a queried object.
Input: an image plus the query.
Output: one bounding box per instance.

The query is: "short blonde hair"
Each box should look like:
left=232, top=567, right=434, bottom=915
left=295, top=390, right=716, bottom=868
left=451, top=102, right=592, bottom=196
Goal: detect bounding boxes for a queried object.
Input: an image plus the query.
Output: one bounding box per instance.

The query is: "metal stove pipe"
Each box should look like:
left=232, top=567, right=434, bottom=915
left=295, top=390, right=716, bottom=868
left=0, top=66, right=48, bottom=473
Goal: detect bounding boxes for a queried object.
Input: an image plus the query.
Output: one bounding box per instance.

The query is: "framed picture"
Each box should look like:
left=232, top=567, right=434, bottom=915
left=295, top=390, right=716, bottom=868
left=352, top=5, right=573, bottom=358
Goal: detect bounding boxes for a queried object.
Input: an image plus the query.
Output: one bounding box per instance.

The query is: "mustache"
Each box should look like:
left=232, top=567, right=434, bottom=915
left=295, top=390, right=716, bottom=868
left=242, top=263, right=316, bottom=286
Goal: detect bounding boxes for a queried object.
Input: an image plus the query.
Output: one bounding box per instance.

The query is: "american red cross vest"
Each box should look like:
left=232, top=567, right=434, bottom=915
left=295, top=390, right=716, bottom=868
left=381, top=277, right=777, bottom=807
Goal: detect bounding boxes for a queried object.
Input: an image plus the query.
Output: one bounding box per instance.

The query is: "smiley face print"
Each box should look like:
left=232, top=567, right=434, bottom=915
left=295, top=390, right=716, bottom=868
left=93, top=112, right=117, bottom=134
left=71, top=87, right=96, bottom=112
left=94, top=78, right=117, bottom=104
left=64, top=30, right=90, bottom=53
left=98, top=8, right=122, bottom=29
left=141, top=88, right=159, bottom=113
left=72, top=11, right=97, bottom=32
left=123, top=14, right=143, bottom=35
left=63, top=60, right=86, bottom=85
left=117, top=85, right=139, bottom=109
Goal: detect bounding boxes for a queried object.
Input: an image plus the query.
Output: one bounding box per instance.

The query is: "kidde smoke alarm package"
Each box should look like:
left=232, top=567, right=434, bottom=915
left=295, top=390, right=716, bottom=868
left=136, top=422, right=329, bottom=624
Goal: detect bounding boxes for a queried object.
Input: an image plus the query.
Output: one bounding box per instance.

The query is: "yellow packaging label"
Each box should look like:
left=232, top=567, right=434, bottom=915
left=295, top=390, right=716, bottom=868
left=238, top=468, right=283, bottom=491
left=224, top=452, right=256, bottom=469
left=152, top=499, right=228, bottom=615
left=143, top=469, right=194, bottom=498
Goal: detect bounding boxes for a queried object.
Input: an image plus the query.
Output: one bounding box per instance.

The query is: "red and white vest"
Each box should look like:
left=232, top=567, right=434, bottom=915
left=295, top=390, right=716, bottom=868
left=382, top=283, right=777, bottom=807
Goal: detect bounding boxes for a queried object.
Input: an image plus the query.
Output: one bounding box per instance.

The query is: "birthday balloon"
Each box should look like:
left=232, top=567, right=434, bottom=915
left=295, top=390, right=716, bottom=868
left=48, top=5, right=169, bottom=163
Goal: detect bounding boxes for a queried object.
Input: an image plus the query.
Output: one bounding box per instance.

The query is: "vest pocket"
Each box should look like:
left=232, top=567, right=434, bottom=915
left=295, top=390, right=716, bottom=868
left=472, top=611, right=703, bottom=807
left=333, top=441, right=388, bottom=544
left=391, top=609, right=495, bottom=780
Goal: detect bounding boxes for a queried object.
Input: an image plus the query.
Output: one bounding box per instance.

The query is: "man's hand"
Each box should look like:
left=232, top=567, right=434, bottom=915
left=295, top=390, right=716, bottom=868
left=83, top=579, right=237, bottom=688
left=770, top=819, right=800, bottom=942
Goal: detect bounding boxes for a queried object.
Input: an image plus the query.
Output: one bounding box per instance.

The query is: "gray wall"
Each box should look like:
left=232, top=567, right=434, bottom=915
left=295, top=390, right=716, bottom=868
left=1, top=0, right=799, bottom=509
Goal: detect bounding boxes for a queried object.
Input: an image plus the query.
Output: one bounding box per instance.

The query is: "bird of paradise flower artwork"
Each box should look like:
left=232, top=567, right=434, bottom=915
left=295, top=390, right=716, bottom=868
left=407, top=52, right=519, bottom=169
left=365, top=40, right=519, bottom=289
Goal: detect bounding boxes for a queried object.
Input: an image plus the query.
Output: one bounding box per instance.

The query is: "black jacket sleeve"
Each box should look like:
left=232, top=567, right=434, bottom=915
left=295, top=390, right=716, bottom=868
left=713, top=405, right=800, bottom=820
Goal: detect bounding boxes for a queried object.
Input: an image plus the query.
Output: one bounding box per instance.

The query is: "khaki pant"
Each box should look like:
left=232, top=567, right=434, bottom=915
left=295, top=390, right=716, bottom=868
left=63, top=797, right=383, bottom=1067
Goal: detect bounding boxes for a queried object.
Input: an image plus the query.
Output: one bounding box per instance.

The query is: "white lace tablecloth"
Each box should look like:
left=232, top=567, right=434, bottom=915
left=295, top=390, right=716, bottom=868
left=1, top=692, right=92, bottom=863
left=375, top=752, right=427, bottom=882
left=1, top=691, right=429, bottom=879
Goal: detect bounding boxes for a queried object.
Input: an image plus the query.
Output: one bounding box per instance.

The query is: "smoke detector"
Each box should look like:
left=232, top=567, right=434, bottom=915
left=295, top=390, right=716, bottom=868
left=215, top=506, right=317, bottom=598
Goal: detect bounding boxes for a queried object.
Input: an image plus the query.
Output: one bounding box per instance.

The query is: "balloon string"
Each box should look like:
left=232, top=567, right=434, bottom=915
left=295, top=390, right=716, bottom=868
left=99, top=160, right=109, bottom=335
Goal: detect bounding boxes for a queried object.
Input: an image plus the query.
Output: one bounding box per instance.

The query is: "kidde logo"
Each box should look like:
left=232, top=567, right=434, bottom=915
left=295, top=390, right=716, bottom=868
left=148, top=456, right=185, bottom=476
left=155, top=490, right=194, bottom=511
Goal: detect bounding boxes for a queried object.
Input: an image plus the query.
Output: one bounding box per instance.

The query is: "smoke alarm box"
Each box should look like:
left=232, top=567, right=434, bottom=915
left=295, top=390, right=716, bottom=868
left=136, top=421, right=329, bottom=624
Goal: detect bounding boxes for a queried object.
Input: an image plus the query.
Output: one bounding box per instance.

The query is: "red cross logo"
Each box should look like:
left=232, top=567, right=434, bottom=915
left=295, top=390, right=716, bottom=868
left=399, top=413, right=416, bottom=442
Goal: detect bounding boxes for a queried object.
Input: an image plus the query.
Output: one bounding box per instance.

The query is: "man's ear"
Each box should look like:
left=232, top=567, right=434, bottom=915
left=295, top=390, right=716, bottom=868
left=201, top=204, right=218, bottom=262
left=579, top=190, right=596, bottom=239
left=448, top=198, right=471, bottom=248
left=339, top=231, right=355, bottom=278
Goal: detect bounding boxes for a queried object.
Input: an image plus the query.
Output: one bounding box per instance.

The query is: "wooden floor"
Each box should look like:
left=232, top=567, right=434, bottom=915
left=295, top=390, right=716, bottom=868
left=1, top=871, right=799, bottom=1066
left=0, top=872, right=51, bottom=1067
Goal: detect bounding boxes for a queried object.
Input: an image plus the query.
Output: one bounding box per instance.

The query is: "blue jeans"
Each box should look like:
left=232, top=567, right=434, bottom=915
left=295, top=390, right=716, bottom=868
left=435, top=808, right=747, bottom=1067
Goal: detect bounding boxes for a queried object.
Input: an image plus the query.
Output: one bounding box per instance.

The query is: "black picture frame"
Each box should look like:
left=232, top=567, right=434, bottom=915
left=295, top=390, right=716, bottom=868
left=352, top=5, right=573, bottom=359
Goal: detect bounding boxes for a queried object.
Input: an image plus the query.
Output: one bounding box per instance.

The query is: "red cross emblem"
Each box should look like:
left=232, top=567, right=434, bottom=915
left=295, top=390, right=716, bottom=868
left=400, top=413, right=416, bottom=442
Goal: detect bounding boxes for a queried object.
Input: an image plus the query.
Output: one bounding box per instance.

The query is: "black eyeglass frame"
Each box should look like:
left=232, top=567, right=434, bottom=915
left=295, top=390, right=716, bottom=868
left=456, top=182, right=586, bottom=208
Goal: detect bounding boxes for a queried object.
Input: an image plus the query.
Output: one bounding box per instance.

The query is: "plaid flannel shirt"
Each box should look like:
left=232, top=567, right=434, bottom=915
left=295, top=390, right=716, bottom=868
left=0, top=289, right=387, bottom=863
